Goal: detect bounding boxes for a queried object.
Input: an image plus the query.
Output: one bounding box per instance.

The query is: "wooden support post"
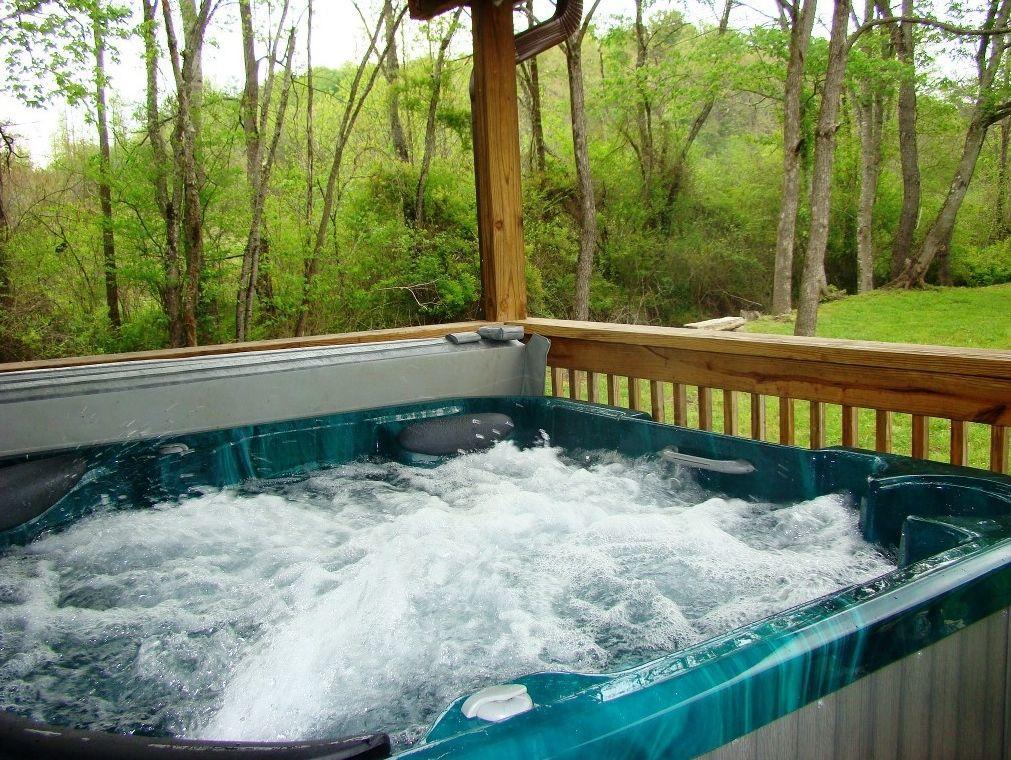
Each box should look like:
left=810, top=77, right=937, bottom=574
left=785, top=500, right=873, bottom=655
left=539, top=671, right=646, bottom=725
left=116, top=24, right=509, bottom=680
left=588, top=371, right=601, bottom=403
left=472, top=0, right=526, bottom=322
left=672, top=383, right=688, bottom=426
left=875, top=410, right=892, bottom=453
left=750, top=393, right=766, bottom=441
left=810, top=401, right=826, bottom=449
left=567, top=368, right=577, bottom=399
left=841, top=405, right=858, bottom=447
left=779, top=397, right=795, bottom=445
left=723, top=389, right=738, bottom=436
left=698, top=387, right=713, bottom=431
left=950, top=420, right=968, bottom=467
left=649, top=380, right=664, bottom=422
left=992, top=426, right=1009, bottom=474
left=912, top=415, right=929, bottom=459
left=629, top=377, right=643, bottom=412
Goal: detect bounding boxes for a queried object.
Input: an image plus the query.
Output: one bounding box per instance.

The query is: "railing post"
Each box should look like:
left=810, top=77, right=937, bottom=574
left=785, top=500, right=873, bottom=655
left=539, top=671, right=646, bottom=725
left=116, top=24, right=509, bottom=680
left=472, top=0, right=527, bottom=322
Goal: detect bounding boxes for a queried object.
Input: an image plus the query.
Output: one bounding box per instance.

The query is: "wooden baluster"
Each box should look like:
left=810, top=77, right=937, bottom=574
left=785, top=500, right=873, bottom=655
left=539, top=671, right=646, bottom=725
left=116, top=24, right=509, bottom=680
left=629, top=378, right=642, bottom=412
left=672, top=383, right=688, bottom=426
left=875, top=410, right=892, bottom=453
left=779, top=397, right=795, bottom=445
left=566, top=368, right=577, bottom=400
left=606, top=374, right=618, bottom=406
left=841, top=405, right=858, bottom=448
left=750, top=393, right=766, bottom=441
left=588, top=371, right=601, bottom=404
left=810, top=402, right=826, bottom=449
left=722, top=389, right=738, bottom=436
left=649, top=380, right=664, bottom=422
left=912, top=415, right=929, bottom=459
left=991, top=426, right=1009, bottom=474
left=949, top=420, right=968, bottom=467
left=550, top=367, right=564, bottom=397
left=698, top=387, right=713, bottom=431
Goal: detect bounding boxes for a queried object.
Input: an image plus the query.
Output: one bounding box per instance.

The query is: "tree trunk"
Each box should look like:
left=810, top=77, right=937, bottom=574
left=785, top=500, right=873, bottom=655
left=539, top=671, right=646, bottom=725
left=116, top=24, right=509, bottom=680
left=141, top=0, right=183, bottom=346
left=0, top=130, right=11, bottom=313
left=566, top=41, right=597, bottom=321
left=853, top=75, right=885, bottom=293
left=522, top=0, right=546, bottom=174
left=877, top=0, right=921, bottom=278
left=891, top=0, right=1011, bottom=287
left=295, top=7, right=404, bottom=336
left=236, top=0, right=295, bottom=341
left=416, top=9, right=460, bottom=224
left=894, top=117, right=990, bottom=286
left=997, top=117, right=1010, bottom=239
left=794, top=0, right=850, bottom=337
left=93, top=14, right=120, bottom=329
left=163, top=0, right=213, bottom=347
left=771, top=0, right=817, bottom=315
left=383, top=0, right=410, bottom=163
left=660, top=0, right=733, bottom=225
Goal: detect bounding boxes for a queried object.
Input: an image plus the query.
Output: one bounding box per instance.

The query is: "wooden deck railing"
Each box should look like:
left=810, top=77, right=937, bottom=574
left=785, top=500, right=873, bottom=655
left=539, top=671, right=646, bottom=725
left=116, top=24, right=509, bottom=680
left=516, top=318, right=1011, bottom=474
left=3, top=316, right=1007, bottom=473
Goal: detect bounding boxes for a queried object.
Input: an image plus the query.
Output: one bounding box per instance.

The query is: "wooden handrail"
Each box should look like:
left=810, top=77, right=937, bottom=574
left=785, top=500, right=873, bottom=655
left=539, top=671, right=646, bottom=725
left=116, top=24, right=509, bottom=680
left=516, top=317, right=1011, bottom=473
left=0, top=321, right=489, bottom=373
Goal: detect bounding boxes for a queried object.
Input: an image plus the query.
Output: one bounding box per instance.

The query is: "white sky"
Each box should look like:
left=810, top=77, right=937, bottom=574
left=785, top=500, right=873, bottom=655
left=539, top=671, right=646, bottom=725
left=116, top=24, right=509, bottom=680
left=0, top=0, right=957, bottom=167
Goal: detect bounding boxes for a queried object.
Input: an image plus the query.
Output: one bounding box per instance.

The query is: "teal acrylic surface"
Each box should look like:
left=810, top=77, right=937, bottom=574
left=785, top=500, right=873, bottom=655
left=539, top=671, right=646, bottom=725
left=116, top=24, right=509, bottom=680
left=3, top=396, right=1011, bottom=759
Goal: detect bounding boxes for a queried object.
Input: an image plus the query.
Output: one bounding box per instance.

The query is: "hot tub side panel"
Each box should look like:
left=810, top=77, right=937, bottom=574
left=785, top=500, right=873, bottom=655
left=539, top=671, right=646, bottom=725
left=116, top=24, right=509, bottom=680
left=701, top=607, right=1011, bottom=760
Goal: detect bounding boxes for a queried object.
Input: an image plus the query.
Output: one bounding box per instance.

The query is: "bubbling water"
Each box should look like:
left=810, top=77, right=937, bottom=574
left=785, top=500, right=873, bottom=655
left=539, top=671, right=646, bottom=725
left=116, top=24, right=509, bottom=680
left=0, top=441, right=894, bottom=748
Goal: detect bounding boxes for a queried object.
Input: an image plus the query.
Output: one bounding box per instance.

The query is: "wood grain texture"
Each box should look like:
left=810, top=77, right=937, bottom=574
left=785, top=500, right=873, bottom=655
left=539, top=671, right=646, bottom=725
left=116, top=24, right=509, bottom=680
left=606, top=374, right=618, bottom=406
left=841, top=405, right=858, bottom=447
left=550, top=366, right=564, bottom=397
left=699, top=387, right=713, bottom=431
left=876, top=410, right=892, bottom=453
left=750, top=393, right=766, bottom=441
left=537, top=335, right=1011, bottom=425
left=588, top=371, right=601, bottom=404
left=566, top=368, right=577, bottom=400
left=994, top=426, right=1010, bottom=474
left=723, top=389, right=739, bottom=436
left=672, top=383, right=688, bottom=426
left=0, top=321, right=490, bottom=373
left=810, top=402, right=826, bottom=449
left=650, top=380, right=664, bottom=422
left=472, top=0, right=526, bottom=322
left=629, top=377, right=643, bottom=412
left=779, top=398, right=795, bottom=446
left=949, top=420, right=968, bottom=467
left=911, top=415, right=929, bottom=459
left=516, top=318, right=1011, bottom=380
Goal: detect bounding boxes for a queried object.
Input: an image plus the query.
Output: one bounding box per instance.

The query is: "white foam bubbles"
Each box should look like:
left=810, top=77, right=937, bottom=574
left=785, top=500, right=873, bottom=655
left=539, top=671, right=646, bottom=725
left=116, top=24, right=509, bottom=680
left=0, top=442, right=894, bottom=748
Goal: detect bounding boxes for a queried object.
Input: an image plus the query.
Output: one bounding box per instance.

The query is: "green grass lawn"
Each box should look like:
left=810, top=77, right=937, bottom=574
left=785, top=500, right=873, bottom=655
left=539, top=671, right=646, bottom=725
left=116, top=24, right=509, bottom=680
left=743, top=284, right=1011, bottom=349
left=557, top=285, right=1009, bottom=471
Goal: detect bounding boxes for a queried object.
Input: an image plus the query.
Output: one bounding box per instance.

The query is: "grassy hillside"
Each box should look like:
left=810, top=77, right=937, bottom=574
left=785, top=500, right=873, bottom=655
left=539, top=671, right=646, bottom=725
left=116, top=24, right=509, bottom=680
left=743, top=284, right=1011, bottom=349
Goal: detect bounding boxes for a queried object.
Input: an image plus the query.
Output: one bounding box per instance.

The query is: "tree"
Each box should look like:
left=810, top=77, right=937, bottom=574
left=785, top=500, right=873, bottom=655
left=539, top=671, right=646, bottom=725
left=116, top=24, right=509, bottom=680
left=383, top=0, right=410, bottom=163
left=849, top=0, right=893, bottom=292
left=519, top=0, right=546, bottom=174
left=161, top=0, right=215, bottom=346
left=415, top=7, right=462, bottom=224
left=91, top=5, right=120, bottom=328
left=235, top=0, right=297, bottom=341
left=770, top=0, right=817, bottom=315
left=294, top=4, right=407, bottom=336
left=875, top=0, right=920, bottom=279
left=794, top=0, right=851, bottom=336
left=564, top=0, right=603, bottom=320
left=141, top=0, right=183, bottom=346
left=891, top=0, right=1011, bottom=287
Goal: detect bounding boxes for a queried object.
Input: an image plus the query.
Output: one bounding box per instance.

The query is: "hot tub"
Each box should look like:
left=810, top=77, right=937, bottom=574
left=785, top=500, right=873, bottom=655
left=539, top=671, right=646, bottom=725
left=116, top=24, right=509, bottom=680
left=1, top=341, right=1010, bottom=759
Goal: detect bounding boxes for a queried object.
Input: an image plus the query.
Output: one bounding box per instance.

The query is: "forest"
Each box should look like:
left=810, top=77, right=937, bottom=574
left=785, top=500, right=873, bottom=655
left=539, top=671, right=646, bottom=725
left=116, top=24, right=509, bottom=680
left=0, top=0, right=1009, bottom=360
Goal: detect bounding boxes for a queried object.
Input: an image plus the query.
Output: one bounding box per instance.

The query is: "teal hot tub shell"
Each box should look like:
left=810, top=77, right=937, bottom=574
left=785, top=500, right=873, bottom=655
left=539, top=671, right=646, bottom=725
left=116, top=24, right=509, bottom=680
left=1, top=396, right=1010, bottom=759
